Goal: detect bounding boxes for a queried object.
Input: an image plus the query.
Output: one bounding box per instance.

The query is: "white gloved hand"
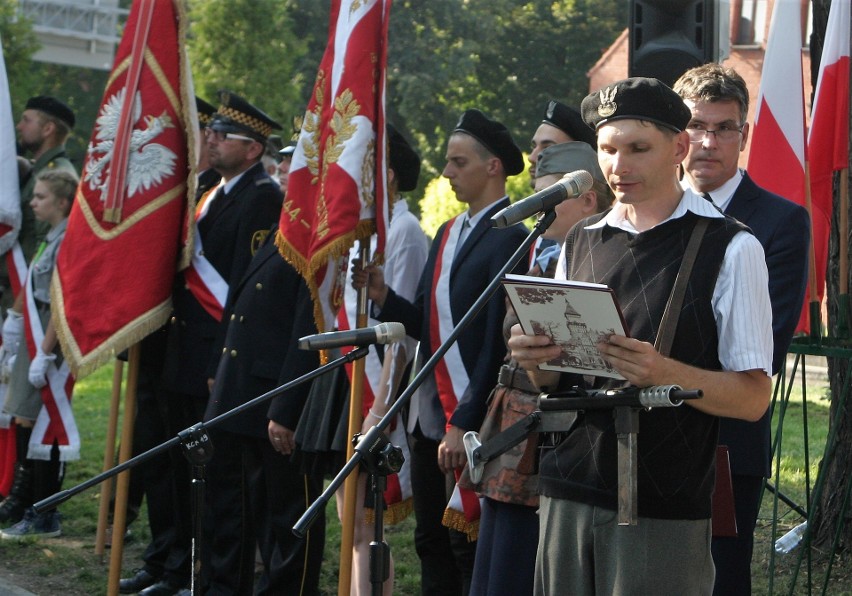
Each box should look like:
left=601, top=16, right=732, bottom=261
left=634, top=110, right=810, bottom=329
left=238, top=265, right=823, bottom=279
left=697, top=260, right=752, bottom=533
left=1, top=311, right=24, bottom=352
left=28, top=349, right=56, bottom=389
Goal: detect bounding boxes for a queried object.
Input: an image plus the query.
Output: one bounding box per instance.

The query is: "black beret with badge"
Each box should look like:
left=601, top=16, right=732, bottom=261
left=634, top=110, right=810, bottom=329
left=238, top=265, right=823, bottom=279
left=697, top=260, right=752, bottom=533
left=387, top=124, right=421, bottom=192
left=536, top=141, right=606, bottom=188
left=581, top=77, right=692, bottom=133
left=195, top=96, right=217, bottom=129
left=25, top=96, right=75, bottom=129
left=542, top=100, right=597, bottom=149
left=211, top=90, right=282, bottom=142
left=453, top=109, right=525, bottom=176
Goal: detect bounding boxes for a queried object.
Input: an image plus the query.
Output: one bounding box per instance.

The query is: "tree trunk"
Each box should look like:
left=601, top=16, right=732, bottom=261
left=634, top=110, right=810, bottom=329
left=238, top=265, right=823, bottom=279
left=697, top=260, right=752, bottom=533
left=815, top=0, right=852, bottom=550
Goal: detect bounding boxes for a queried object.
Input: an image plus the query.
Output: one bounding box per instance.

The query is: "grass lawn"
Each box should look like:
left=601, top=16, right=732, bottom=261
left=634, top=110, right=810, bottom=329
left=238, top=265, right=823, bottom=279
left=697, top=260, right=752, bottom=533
left=0, top=358, right=849, bottom=595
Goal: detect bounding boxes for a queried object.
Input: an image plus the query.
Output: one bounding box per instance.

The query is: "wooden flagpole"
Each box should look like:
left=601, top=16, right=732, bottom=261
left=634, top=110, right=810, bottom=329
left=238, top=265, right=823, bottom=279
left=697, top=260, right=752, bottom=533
left=339, top=242, right=370, bottom=596
left=837, top=168, right=849, bottom=336
left=94, top=359, right=124, bottom=556
left=106, top=343, right=140, bottom=596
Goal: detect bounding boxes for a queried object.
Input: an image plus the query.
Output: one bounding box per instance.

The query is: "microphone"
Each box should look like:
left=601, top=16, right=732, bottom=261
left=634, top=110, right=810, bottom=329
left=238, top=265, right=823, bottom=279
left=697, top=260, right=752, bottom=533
left=491, top=170, right=595, bottom=228
left=298, top=322, right=406, bottom=350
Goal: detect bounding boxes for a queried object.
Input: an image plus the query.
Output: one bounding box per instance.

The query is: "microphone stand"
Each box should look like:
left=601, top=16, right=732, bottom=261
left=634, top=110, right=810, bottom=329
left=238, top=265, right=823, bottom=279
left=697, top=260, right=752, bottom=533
left=33, top=346, right=370, bottom=596
left=293, top=209, right=558, bottom=595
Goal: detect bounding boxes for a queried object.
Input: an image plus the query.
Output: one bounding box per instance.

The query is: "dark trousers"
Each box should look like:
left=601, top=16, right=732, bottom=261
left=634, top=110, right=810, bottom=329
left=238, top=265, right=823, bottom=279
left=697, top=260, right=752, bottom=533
left=204, top=430, right=325, bottom=596
left=470, top=497, right=538, bottom=596
left=409, top=431, right=476, bottom=596
left=712, top=474, right=764, bottom=596
left=131, top=370, right=179, bottom=580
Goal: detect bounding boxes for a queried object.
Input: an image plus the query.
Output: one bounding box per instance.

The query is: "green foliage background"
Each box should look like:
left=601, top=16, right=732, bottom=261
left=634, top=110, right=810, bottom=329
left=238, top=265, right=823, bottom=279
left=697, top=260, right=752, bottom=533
left=2, top=0, right=625, bottom=235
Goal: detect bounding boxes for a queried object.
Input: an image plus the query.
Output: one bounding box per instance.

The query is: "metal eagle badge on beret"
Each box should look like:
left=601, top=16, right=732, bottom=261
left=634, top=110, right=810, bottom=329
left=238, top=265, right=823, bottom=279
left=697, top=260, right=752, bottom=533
left=598, top=86, right=617, bottom=119
left=546, top=100, right=557, bottom=120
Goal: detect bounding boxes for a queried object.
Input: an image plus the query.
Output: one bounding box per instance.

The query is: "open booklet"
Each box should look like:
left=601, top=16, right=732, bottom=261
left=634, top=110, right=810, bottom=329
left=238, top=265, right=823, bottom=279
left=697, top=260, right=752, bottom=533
left=502, top=273, right=630, bottom=379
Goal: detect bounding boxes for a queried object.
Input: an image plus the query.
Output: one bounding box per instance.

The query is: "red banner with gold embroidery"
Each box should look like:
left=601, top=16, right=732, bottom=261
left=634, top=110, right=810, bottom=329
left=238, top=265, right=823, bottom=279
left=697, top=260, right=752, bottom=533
left=276, top=0, right=390, bottom=332
left=53, top=0, right=195, bottom=377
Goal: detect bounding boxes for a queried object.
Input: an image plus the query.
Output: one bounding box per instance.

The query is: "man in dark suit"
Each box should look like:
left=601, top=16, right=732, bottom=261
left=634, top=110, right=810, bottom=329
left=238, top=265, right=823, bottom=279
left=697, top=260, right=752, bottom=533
left=202, top=230, right=323, bottom=596
left=124, top=91, right=283, bottom=596
left=354, top=109, right=528, bottom=595
left=119, top=96, right=223, bottom=596
left=674, top=64, right=810, bottom=596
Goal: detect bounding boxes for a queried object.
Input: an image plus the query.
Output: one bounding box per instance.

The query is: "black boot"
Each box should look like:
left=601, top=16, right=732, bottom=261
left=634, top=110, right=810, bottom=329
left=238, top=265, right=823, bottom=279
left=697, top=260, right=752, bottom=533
left=0, top=462, right=33, bottom=524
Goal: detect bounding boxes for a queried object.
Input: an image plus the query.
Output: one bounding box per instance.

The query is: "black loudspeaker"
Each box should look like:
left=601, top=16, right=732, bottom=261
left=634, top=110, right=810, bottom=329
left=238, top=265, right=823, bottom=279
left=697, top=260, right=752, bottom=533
left=629, top=0, right=718, bottom=87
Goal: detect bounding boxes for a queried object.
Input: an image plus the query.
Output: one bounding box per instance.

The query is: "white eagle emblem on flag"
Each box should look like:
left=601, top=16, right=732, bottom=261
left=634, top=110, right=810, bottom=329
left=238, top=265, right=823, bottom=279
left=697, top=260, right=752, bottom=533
left=84, top=87, right=177, bottom=202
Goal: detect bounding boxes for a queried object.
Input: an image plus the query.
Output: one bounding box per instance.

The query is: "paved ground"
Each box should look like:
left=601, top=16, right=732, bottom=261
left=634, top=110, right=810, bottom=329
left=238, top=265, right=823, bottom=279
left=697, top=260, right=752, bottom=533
left=0, top=576, right=35, bottom=596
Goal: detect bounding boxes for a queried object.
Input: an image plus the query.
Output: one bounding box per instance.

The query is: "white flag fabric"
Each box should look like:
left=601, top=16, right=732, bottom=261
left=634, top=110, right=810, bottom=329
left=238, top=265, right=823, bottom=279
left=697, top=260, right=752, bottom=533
left=0, top=33, right=22, bottom=255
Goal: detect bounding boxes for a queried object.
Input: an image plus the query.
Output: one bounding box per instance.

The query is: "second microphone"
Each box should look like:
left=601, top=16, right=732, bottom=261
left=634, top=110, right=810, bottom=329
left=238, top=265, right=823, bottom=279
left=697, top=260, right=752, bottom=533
left=298, top=322, right=406, bottom=350
left=491, top=169, right=594, bottom=228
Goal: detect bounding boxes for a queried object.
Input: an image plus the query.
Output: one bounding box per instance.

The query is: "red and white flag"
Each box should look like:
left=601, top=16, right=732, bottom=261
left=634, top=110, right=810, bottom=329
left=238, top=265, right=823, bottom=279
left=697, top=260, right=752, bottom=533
left=276, top=0, right=391, bottom=332
left=0, top=32, right=23, bottom=492
left=53, top=0, right=195, bottom=377
left=0, top=34, right=21, bottom=256
left=0, top=32, right=25, bottom=314
left=746, top=0, right=814, bottom=333
left=808, top=0, right=849, bottom=272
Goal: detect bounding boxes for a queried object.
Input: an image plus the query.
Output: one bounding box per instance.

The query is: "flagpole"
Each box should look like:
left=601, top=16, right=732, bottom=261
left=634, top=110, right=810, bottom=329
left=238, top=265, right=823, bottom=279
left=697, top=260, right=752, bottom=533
left=106, top=343, right=140, bottom=596
left=803, top=160, right=822, bottom=339
left=94, top=359, right=125, bottom=556
left=838, top=168, right=849, bottom=336
left=339, top=241, right=370, bottom=596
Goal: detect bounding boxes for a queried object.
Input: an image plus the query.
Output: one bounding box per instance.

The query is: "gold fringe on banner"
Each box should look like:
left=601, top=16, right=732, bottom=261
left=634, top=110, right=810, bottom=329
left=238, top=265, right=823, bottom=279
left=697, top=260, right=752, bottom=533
left=441, top=507, right=479, bottom=542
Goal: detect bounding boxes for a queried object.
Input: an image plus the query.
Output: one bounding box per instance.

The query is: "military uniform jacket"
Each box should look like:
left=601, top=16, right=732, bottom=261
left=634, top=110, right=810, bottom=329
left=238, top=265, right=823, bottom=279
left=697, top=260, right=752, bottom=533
left=162, top=162, right=283, bottom=397
left=378, top=197, right=528, bottom=439
left=204, top=232, right=318, bottom=438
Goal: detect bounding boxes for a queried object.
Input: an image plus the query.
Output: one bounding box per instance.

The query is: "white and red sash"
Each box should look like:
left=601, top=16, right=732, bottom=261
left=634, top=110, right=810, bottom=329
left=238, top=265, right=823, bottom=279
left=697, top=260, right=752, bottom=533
left=0, top=243, right=26, bottom=494
left=23, top=248, right=78, bottom=461
left=338, top=242, right=413, bottom=522
left=430, top=216, right=481, bottom=539
left=184, top=186, right=228, bottom=321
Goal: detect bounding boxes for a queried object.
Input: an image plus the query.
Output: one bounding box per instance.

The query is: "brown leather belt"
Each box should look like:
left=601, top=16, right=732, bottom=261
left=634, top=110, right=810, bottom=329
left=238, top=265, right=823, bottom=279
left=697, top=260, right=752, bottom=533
left=497, top=364, right=540, bottom=394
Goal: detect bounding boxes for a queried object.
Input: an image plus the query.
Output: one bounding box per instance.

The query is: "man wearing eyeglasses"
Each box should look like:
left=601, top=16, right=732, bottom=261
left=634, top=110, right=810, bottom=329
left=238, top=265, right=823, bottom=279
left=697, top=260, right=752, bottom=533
left=674, top=64, right=810, bottom=596
left=130, top=91, right=283, bottom=596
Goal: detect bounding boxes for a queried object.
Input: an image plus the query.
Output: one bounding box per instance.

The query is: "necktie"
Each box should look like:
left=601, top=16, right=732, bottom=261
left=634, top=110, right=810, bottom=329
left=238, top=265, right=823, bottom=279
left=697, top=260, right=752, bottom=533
left=702, top=192, right=713, bottom=204
left=455, top=217, right=471, bottom=258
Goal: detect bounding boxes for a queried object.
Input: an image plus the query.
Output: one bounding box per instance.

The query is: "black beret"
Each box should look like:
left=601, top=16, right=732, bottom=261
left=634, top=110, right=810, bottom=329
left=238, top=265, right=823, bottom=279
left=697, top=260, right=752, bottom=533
left=195, top=96, right=217, bottom=128
left=211, top=90, right=282, bottom=141
left=387, top=124, right=420, bottom=192
left=581, top=77, right=692, bottom=133
left=536, top=141, right=606, bottom=188
left=453, top=109, right=524, bottom=176
left=25, top=96, right=75, bottom=129
left=542, top=100, right=597, bottom=149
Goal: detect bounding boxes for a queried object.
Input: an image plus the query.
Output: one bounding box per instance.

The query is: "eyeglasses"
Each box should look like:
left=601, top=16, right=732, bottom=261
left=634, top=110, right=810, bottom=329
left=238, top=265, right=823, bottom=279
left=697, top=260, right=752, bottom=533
left=204, top=128, right=255, bottom=143
left=685, top=123, right=744, bottom=144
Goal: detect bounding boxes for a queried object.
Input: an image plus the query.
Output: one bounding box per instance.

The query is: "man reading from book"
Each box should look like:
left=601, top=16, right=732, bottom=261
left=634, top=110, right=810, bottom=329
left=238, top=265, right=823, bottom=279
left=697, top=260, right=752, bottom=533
left=507, top=77, right=773, bottom=595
